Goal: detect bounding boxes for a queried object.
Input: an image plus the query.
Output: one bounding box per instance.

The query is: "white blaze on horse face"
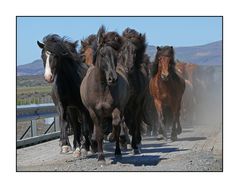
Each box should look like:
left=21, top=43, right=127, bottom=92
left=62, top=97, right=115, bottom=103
left=44, top=51, right=53, bottom=82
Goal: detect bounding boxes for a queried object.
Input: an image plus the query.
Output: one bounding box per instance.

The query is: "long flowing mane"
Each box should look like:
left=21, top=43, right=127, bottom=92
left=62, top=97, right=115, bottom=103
left=43, top=34, right=87, bottom=106
left=122, top=28, right=146, bottom=66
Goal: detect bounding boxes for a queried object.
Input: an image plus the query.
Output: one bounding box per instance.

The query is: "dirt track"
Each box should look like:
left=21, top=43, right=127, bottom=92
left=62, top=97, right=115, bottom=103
left=16, top=122, right=222, bottom=172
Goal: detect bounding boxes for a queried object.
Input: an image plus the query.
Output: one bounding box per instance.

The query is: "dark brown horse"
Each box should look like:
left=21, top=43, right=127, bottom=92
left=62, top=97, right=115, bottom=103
left=79, top=31, right=129, bottom=141
left=149, top=46, right=185, bottom=141
left=80, top=26, right=130, bottom=161
left=37, top=35, right=93, bottom=157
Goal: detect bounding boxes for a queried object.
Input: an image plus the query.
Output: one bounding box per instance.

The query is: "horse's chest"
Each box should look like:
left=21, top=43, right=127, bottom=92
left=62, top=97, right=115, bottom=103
left=157, top=82, right=175, bottom=101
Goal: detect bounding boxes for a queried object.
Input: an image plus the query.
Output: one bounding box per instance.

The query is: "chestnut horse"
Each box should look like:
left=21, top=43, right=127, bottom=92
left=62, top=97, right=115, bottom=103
left=80, top=26, right=130, bottom=161
left=79, top=34, right=97, bottom=66
left=149, top=46, right=185, bottom=141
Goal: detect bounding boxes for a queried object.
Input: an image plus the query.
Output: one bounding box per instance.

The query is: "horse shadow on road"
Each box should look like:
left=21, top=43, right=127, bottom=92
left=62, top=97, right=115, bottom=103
left=111, top=155, right=165, bottom=166
left=176, top=136, right=207, bottom=142
left=108, top=142, right=188, bottom=166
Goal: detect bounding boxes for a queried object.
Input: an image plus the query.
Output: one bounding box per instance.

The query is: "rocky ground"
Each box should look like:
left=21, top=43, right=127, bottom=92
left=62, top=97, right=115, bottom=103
left=16, top=122, right=222, bottom=172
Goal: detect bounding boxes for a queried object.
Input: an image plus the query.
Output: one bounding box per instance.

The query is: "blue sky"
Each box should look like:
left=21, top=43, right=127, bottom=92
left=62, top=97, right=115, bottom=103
left=17, top=16, right=222, bottom=65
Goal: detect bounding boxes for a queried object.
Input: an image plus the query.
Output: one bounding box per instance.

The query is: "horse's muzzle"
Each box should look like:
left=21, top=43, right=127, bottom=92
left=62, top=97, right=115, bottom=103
left=107, top=77, right=117, bottom=86
left=161, top=74, right=169, bottom=81
left=44, top=75, right=54, bottom=83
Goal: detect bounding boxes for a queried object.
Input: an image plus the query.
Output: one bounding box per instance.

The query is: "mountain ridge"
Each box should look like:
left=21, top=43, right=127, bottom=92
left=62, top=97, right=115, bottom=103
left=17, top=40, right=222, bottom=76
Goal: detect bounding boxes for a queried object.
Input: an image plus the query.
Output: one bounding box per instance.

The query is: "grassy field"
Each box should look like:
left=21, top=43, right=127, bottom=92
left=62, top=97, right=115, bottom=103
left=17, top=75, right=53, bottom=105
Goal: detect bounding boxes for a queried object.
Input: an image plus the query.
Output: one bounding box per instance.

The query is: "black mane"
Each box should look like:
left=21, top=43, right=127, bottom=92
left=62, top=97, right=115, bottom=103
left=43, top=34, right=79, bottom=61
left=42, top=34, right=87, bottom=107
left=122, top=28, right=146, bottom=66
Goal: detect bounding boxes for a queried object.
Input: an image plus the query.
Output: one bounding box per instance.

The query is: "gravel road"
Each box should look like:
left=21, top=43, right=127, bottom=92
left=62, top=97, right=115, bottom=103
left=16, top=122, right=222, bottom=172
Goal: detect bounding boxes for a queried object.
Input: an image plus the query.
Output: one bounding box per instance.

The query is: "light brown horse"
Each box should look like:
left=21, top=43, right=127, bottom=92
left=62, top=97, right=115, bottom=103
left=149, top=46, right=185, bottom=141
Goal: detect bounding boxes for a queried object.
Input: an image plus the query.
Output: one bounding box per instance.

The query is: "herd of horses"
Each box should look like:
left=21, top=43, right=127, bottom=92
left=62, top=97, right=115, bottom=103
left=37, top=26, right=221, bottom=162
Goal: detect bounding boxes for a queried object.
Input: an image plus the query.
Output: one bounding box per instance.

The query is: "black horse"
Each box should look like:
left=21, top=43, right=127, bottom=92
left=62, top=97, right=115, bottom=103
left=80, top=26, right=130, bottom=161
left=118, top=28, right=149, bottom=153
left=37, top=34, right=93, bottom=157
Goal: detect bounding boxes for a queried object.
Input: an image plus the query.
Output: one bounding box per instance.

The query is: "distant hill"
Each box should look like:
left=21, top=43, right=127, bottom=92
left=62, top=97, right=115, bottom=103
left=17, top=40, right=222, bottom=76
left=146, top=40, right=222, bottom=65
left=17, top=59, right=44, bottom=76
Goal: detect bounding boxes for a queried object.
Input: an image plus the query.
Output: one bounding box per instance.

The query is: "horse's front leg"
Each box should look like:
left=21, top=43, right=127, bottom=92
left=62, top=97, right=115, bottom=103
left=154, top=99, right=167, bottom=140
left=59, top=118, right=72, bottom=153
left=95, top=124, right=104, bottom=161
left=66, top=107, right=83, bottom=157
left=88, top=109, right=104, bottom=161
left=130, top=110, right=142, bottom=154
left=112, top=108, right=122, bottom=157
left=58, top=105, right=71, bottom=153
left=171, top=105, right=179, bottom=141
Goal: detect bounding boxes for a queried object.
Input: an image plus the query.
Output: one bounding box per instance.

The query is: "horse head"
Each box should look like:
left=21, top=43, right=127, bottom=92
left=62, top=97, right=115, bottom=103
left=156, top=46, right=175, bottom=81
left=120, top=28, right=146, bottom=72
left=37, top=34, right=78, bottom=83
left=118, top=40, right=137, bottom=73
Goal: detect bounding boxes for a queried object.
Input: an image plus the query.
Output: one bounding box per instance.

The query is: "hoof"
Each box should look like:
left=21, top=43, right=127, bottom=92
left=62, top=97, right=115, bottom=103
left=177, top=126, right=182, bottom=134
left=131, top=148, right=141, bottom=155
left=98, top=160, right=106, bottom=167
left=91, top=141, right=98, bottom=153
left=107, top=133, right=115, bottom=143
left=120, top=143, right=127, bottom=150
left=127, top=144, right=132, bottom=150
left=87, top=150, right=94, bottom=156
left=80, top=148, right=88, bottom=158
left=73, top=148, right=81, bottom=158
left=61, top=145, right=71, bottom=154
left=171, top=134, right=177, bottom=142
left=98, top=154, right=105, bottom=162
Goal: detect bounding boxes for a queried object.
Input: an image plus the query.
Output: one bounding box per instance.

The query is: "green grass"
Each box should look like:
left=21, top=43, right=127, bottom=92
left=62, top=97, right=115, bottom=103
left=17, top=75, right=53, bottom=105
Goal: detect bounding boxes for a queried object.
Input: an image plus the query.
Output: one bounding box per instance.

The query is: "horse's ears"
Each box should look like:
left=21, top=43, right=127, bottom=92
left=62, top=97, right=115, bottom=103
left=97, top=25, right=106, bottom=46
left=157, top=46, right=161, bottom=51
left=72, top=40, right=78, bottom=49
left=37, top=41, right=44, bottom=49
left=81, top=40, right=86, bottom=47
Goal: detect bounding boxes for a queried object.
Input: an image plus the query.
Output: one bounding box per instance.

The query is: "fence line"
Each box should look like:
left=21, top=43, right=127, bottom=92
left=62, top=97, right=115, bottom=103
left=17, top=103, right=60, bottom=148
